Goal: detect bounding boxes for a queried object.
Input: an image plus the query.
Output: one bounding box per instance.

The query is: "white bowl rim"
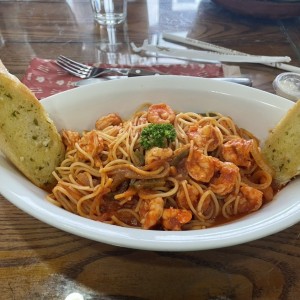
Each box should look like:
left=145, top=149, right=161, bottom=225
left=0, top=75, right=299, bottom=251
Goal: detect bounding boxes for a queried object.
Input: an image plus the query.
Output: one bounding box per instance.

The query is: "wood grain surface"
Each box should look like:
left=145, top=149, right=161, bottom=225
left=0, top=1, right=299, bottom=299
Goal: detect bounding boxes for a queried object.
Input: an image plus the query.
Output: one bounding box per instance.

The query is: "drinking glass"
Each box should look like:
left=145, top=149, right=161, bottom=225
left=90, top=0, right=127, bottom=25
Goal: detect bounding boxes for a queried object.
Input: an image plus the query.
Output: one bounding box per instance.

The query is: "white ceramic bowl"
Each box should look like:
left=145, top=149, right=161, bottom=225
left=0, top=76, right=299, bottom=251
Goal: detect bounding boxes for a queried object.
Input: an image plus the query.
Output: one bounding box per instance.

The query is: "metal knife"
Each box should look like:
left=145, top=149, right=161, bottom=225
left=131, top=41, right=291, bottom=64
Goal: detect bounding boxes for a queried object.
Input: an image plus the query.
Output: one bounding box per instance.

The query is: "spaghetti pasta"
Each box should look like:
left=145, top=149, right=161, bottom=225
left=47, top=103, right=275, bottom=230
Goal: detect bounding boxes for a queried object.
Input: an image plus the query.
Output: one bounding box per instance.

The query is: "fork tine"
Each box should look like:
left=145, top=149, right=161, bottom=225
left=56, top=60, right=88, bottom=78
left=56, top=59, right=89, bottom=78
left=56, top=56, right=92, bottom=78
left=56, top=55, right=130, bottom=78
left=58, top=55, right=92, bottom=71
left=57, top=56, right=90, bottom=74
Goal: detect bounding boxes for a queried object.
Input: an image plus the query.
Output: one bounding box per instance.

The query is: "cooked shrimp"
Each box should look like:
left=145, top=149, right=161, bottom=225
left=162, top=208, right=192, bottom=230
left=187, top=124, right=222, bottom=152
left=186, top=149, right=216, bottom=182
left=210, top=161, right=240, bottom=196
left=222, top=138, right=253, bottom=168
left=139, top=197, right=164, bottom=229
left=147, top=103, right=175, bottom=124
left=77, top=130, right=104, bottom=159
left=95, top=113, right=122, bottom=130
left=145, top=147, right=173, bottom=165
left=61, top=130, right=81, bottom=151
left=137, top=115, right=148, bottom=126
left=176, top=182, right=199, bottom=209
left=236, top=185, right=263, bottom=214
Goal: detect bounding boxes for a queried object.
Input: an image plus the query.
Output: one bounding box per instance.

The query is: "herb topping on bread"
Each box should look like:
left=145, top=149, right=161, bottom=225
left=0, top=60, right=65, bottom=191
left=262, top=100, right=300, bottom=187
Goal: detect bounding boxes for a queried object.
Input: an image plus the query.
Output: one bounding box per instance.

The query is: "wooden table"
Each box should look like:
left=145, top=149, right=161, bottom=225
left=0, top=1, right=300, bottom=299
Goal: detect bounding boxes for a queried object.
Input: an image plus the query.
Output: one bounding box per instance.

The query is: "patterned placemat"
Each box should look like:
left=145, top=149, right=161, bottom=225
left=21, top=57, right=240, bottom=99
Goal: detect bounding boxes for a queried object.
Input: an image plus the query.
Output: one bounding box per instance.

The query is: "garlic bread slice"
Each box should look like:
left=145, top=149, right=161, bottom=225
left=0, top=61, right=65, bottom=191
left=262, top=100, right=300, bottom=187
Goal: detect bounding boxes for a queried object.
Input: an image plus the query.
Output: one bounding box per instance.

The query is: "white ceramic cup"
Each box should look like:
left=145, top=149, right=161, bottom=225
left=90, top=0, right=127, bottom=25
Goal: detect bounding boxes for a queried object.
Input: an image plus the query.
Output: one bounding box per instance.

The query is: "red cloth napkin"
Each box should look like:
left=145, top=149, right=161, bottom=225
left=22, top=57, right=226, bottom=99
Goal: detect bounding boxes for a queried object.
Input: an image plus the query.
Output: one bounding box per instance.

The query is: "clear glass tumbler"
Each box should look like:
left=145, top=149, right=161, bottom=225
left=90, top=0, right=127, bottom=25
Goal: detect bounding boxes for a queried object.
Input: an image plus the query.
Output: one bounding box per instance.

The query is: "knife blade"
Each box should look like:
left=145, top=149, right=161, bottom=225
left=131, top=40, right=291, bottom=64
left=162, top=33, right=300, bottom=74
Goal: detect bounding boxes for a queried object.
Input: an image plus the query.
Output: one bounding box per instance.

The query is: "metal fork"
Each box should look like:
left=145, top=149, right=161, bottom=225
left=56, top=55, right=131, bottom=78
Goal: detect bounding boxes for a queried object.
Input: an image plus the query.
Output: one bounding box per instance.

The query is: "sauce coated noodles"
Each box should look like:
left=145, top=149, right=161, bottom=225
left=47, top=103, right=274, bottom=230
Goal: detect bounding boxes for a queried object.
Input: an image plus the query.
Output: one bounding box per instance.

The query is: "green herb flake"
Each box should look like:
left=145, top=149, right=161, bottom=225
left=11, top=111, right=20, bottom=117
left=4, top=93, right=12, bottom=99
left=140, top=123, right=176, bottom=150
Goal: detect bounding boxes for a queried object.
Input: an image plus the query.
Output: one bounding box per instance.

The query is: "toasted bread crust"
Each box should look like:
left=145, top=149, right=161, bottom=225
left=0, top=60, right=65, bottom=191
left=262, top=100, right=300, bottom=186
